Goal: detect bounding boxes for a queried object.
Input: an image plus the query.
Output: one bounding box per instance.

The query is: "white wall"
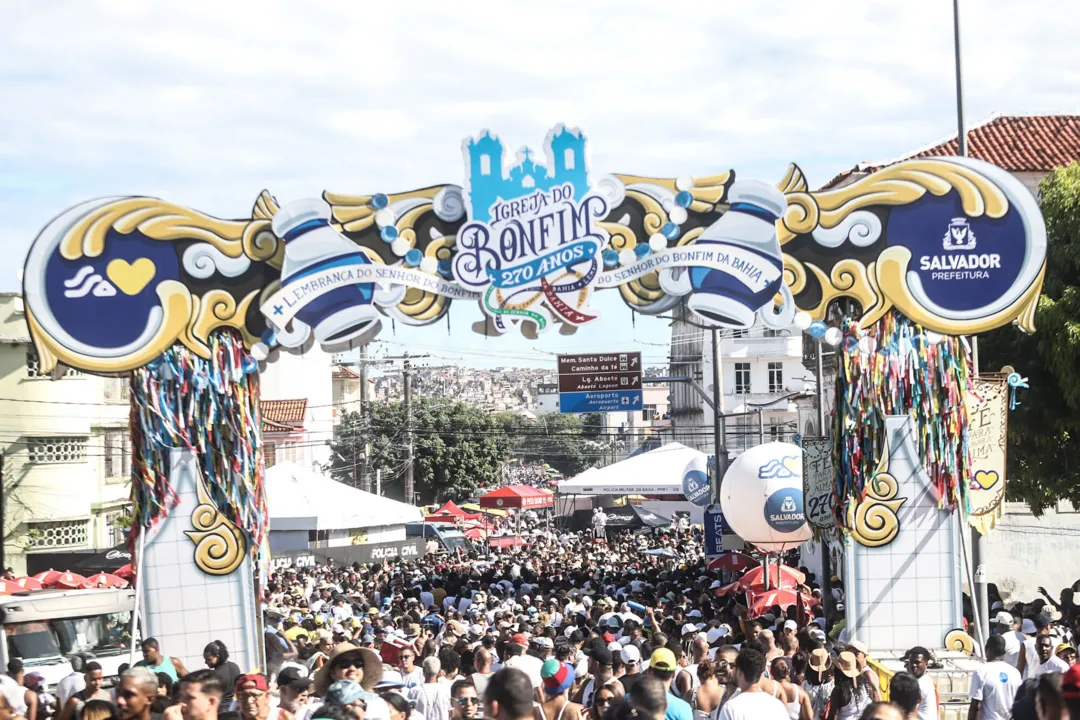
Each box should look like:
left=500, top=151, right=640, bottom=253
left=0, top=294, right=131, bottom=574
left=260, top=346, right=334, bottom=468
left=984, top=501, right=1080, bottom=603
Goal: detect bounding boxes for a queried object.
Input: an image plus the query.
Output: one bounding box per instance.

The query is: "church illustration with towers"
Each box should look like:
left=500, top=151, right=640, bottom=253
left=463, top=124, right=590, bottom=222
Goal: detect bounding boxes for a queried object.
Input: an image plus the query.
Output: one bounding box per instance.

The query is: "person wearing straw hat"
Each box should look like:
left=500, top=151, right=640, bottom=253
left=824, top=653, right=871, bottom=720
left=802, top=650, right=833, bottom=720
left=314, top=644, right=388, bottom=720
left=537, top=660, right=581, bottom=720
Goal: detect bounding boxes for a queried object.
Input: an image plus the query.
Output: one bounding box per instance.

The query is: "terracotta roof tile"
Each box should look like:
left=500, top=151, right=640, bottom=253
left=333, top=365, right=362, bottom=379
left=821, top=114, right=1080, bottom=189
left=261, top=398, right=307, bottom=433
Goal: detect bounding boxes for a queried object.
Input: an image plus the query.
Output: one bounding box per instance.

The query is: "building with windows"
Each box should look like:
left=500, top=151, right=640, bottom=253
left=668, top=314, right=808, bottom=458
left=0, top=293, right=131, bottom=574
left=259, top=345, right=334, bottom=471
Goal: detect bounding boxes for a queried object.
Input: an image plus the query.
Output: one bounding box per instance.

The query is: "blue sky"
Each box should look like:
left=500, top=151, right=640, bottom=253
left=3, top=0, right=1078, bottom=368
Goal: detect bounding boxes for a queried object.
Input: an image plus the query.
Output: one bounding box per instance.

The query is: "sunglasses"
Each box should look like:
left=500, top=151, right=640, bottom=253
left=333, top=659, right=365, bottom=670
left=596, top=698, right=613, bottom=707
left=457, top=698, right=480, bottom=706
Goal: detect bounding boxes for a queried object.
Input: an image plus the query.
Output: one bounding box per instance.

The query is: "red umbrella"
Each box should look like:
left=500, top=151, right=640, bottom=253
left=747, top=588, right=817, bottom=615
left=13, top=577, right=43, bottom=590
left=707, top=552, right=760, bottom=573
left=488, top=535, right=527, bottom=548
left=53, top=572, right=89, bottom=589
left=734, top=564, right=805, bottom=592
left=33, top=569, right=63, bottom=586
left=714, top=581, right=743, bottom=597
left=86, top=573, right=128, bottom=589
left=115, top=564, right=135, bottom=579
left=0, top=580, right=23, bottom=595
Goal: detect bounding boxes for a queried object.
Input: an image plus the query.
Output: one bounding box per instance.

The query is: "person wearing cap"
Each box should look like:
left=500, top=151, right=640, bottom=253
left=1056, top=643, right=1077, bottom=666
left=235, top=674, right=273, bottom=720
left=991, top=612, right=1024, bottom=669
left=537, top=660, right=582, bottom=720
left=325, top=679, right=374, bottom=720
left=275, top=668, right=314, bottom=720
left=575, top=647, right=624, bottom=708
left=967, top=635, right=1020, bottom=720
left=503, top=634, right=544, bottom=692
left=1062, top=663, right=1080, bottom=720
left=618, top=645, right=644, bottom=695
left=1017, top=614, right=1054, bottom=679
left=843, top=642, right=880, bottom=703
left=642, top=649, right=692, bottom=720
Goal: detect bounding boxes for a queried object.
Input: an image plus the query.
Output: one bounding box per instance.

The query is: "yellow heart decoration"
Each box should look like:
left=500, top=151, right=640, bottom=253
left=106, top=258, right=156, bottom=296
left=782, top=455, right=801, bottom=476
left=973, top=470, right=999, bottom=490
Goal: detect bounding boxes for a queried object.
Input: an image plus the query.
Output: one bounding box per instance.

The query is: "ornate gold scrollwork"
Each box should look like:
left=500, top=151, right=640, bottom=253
left=778, top=159, right=1008, bottom=245
left=848, top=443, right=907, bottom=548
left=324, top=187, right=453, bottom=325
left=184, top=472, right=247, bottom=576
left=944, top=629, right=975, bottom=656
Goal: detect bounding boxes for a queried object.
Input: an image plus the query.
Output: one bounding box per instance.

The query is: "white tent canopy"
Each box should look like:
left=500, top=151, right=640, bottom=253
left=266, top=462, right=423, bottom=531
left=557, top=442, right=707, bottom=496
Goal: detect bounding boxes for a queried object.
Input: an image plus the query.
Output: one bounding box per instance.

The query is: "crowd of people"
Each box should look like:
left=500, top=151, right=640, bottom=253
left=3, top=522, right=1080, bottom=720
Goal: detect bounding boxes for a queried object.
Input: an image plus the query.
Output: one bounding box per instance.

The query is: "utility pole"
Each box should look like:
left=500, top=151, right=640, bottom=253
left=952, top=0, right=988, bottom=646
left=710, top=327, right=728, bottom=502
left=0, top=453, right=5, bottom=570
left=403, top=353, right=414, bottom=506
left=358, top=343, right=370, bottom=493
left=378, top=353, right=429, bottom=505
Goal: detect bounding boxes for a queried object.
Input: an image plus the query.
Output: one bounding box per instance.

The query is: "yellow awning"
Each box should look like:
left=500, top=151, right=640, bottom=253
left=461, top=503, right=507, bottom=517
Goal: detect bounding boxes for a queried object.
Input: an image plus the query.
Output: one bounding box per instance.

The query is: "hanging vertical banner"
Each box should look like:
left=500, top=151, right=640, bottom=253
left=802, top=438, right=835, bottom=529
left=965, top=378, right=1008, bottom=533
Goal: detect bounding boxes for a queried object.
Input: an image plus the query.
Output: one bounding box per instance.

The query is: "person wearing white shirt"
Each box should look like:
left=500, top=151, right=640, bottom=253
left=968, top=635, right=1021, bottom=720
left=992, top=613, right=1025, bottom=669
left=410, top=658, right=452, bottom=720
left=55, top=655, right=89, bottom=709
left=718, top=648, right=788, bottom=720
left=1031, top=635, right=1069, bottom=677
left=905, top=648, right=938, bottom=720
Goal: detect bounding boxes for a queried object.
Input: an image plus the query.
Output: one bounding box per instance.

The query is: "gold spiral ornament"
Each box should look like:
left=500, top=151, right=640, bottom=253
left=944, top=629, right=975, bottom=656
left=184, top=474, right=247, bottom=576
left=847, top=446, right=907, bottom=548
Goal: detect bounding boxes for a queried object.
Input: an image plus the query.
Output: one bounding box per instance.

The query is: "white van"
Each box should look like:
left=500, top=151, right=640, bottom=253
left=0, top=589, right=136, bottom=689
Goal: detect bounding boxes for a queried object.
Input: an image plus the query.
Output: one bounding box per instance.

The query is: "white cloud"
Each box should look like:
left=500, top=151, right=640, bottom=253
left=1, top=0, right=1077, bottom=361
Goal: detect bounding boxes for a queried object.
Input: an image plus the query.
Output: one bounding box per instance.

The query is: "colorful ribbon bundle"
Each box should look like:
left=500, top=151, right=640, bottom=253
left=129, top=329, right=267, bottom=554
left=833, top=311, right=972, bottom=521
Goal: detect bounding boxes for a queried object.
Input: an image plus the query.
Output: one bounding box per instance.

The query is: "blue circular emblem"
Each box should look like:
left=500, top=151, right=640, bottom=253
left=999, top=672, right=1008, bottom=683
left=764, top=488, right=805, bottom=533
left=682, top=468, right=710, bottom=507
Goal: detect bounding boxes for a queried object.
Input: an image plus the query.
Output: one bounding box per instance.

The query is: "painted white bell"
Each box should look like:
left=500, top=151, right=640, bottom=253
left=719, top=441, right=812, bottom=552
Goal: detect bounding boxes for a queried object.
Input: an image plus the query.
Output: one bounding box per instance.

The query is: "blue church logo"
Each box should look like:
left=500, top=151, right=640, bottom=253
left=462, top=124, right=590, bottom=222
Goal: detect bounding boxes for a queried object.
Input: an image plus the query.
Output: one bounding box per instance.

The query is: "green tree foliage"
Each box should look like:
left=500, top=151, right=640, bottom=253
left=979, top=164, right=1080, bottom=513
left=494, top=412, right=610, bottom=477
left=330, top=398, right=512, bottom=504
